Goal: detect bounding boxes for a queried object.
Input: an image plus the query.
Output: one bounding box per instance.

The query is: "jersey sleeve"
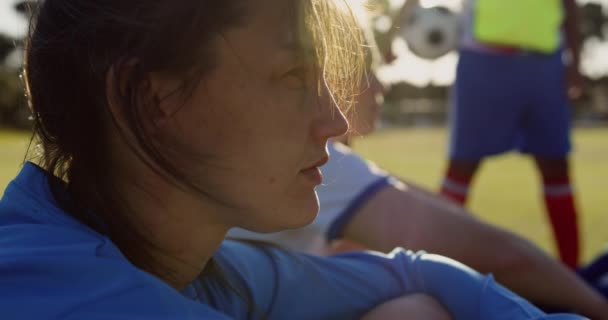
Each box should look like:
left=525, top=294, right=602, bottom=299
left=215, top=240, right=587, bottom=320
left=318, top=142, right=392, bottom=240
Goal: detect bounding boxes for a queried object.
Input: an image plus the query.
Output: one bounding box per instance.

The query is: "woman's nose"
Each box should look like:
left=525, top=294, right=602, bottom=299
left=312, top=93, right=349, bottom=144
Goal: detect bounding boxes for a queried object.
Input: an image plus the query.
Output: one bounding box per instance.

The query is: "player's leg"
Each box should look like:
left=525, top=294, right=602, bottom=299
left=439, top=158, right=481, bottom=205
left=441, top=50, right=523, bottom=205
left=533, top=156, right=580, bottom=269
left=525, top=50, right=579, bottom=269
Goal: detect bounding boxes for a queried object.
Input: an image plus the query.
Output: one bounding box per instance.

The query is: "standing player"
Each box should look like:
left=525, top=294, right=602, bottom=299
left=439, top=0, right=583, bottom=269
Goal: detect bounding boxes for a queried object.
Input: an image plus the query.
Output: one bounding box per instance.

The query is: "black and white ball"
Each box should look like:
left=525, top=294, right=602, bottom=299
left=401, top=6, right=462, bottom=60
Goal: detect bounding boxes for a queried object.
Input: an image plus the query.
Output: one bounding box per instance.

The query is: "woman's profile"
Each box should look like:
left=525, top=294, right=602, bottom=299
left=0, top=0, right=589, bottom=319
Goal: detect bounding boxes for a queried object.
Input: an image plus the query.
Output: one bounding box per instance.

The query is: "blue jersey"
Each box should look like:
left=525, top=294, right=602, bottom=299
left=0, top=163, right=587, bottom=319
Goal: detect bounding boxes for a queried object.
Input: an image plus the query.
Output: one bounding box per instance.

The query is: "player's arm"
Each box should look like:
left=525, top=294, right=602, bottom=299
left=378, top=0, right=420, bottom=62
left=562, top=0, right=584, bottom=98
left=562, top=0, right=581, bottom=68
left=339, top=179, right=608, bottom=319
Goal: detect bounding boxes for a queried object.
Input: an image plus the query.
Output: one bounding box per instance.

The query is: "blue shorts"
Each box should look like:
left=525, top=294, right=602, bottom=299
left=449, top=49, right=572, bottom=160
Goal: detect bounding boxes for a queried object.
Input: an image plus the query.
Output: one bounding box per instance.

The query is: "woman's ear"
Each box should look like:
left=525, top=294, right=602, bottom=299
left=105, top=64, right=125, bottom=128
left=105, top=60, right=176, bottom=132
left=146, top=72, right=186, bottom=125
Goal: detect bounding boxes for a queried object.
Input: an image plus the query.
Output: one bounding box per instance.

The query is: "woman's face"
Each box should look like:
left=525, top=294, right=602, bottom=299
left=156, top=0, right=349, bottom=233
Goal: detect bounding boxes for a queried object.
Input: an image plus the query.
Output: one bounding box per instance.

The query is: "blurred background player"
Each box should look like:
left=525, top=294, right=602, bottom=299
left=438, top=0, right=584, bottom=269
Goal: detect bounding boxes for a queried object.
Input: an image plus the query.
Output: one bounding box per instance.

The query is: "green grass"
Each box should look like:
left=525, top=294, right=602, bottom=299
left=0, top=130, right=31, bottom=195
left=1, top=128, right=607, bottom=263
left=354, top=127, right=608, bottom=263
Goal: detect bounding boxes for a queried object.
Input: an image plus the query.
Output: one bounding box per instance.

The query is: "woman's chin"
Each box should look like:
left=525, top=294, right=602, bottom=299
left=292, top=210, right=320, bottom=231
left=249, top=197, right=319, bottom=233
left=282, top=197, right=320, bottom=230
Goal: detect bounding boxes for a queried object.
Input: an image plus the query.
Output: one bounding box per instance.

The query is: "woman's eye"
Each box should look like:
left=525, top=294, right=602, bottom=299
left=282, top=67, right=309, bottom=90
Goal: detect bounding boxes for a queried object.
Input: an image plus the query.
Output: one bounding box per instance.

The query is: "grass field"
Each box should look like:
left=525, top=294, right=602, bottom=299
left=354, top=126, right=608, bottom=263
left=1, top=127, right=607, bottom=263
left=0, top=130, right=31, bottom=195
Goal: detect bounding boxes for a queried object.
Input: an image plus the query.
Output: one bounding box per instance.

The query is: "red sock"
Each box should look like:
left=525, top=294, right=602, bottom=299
left=440, top=165, right=474, bottom=205
left=543, top=176, right=580, bottom=269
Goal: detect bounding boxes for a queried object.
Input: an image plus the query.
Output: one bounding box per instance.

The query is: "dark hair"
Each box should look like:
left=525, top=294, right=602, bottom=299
left=24, top=0, right=250, bottom=281
left=24, top=0, right=364, bottom=285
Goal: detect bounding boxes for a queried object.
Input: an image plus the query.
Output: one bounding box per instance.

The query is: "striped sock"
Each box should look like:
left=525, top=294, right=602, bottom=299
left=440, top=166, right=474, bottom=205
left=543, top=176, right=580, bottom=269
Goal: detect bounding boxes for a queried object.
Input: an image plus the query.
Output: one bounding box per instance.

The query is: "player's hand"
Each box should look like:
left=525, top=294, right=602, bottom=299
left=384, top=50, right=398, bottom=64
left=565, top=64, right=585, bottom=101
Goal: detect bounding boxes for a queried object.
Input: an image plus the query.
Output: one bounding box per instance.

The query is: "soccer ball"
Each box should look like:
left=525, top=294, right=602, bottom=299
left=400, top=6, right=462, bottom=60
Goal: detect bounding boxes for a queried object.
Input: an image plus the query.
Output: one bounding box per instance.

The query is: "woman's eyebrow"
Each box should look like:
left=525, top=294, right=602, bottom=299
left=278, top=42, right=316, bottom=64
left=279, top=40, right=301, bottom=53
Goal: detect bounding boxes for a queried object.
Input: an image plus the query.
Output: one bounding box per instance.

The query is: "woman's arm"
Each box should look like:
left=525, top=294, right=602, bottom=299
left=215, top=240, right=586, bottom=320
left=339, top=178, right=608, bottom=319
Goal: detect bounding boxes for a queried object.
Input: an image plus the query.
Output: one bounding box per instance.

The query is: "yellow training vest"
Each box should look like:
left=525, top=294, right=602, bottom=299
left=473, top=0, right=564, bottom=53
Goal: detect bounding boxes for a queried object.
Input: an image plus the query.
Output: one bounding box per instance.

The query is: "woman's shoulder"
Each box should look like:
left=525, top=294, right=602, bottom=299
left=0, top=162, right=116, bottom=258
left=0, top=163, right=230, bottom=319
left=0, top=244, right=230, bottom=319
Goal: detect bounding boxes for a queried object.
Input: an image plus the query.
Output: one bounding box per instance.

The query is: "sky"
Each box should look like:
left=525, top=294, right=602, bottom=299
left=1, top=0, right=608, bottom=86
left=0, top=0, right=27, bottom=38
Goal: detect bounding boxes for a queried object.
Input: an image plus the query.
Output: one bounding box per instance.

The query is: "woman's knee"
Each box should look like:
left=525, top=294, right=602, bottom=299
left=361, top=294, right=452, bottom=320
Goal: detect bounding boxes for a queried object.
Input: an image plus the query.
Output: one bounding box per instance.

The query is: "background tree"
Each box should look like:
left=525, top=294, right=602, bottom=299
left=0, top=1, right=34, bottom=128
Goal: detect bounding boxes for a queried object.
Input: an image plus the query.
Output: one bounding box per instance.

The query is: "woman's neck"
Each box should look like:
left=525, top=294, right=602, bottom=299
left=115, top=162, right=229, bottom=290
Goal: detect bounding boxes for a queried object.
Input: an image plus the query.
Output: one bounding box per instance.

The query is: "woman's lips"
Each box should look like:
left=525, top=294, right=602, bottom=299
left=300, top=155, right=329, bottom=185
left=300, top=166, right=323, bottom=185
